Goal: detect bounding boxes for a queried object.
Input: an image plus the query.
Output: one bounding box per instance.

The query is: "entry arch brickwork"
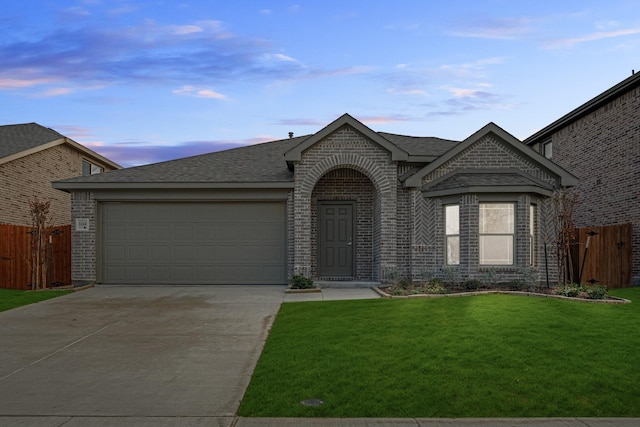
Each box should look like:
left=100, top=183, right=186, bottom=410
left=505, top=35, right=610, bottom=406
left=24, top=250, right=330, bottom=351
left=292, top=126, right=398, bottom=281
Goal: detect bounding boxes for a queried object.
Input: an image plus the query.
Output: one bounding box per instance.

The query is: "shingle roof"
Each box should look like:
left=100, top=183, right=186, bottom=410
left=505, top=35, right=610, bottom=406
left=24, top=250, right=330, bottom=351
left=53, top=121, right=463, bottom=188
left=56, top=135, right=307, bottom=184
left=378, top=132, right=458, bottom=158
left=426, top=172, right=545, bottom=191
left=0, top=123, right=66, bottom=159
left=422, top=170, right=555, bottom=197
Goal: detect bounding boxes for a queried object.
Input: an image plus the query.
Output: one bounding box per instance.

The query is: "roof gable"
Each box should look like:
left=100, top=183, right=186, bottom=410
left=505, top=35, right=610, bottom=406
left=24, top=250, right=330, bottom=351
left=0, top=122, right=121, bottom=169
left=404, top=122, right=578, bottom=188
left=422, top=169, right=555, bottom=197
left=525, top=71, right=640, bottom=145
left=284, top=113, right=409, bottom=166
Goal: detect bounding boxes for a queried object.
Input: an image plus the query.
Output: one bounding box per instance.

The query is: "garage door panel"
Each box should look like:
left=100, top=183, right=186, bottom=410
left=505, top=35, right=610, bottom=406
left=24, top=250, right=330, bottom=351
left=128, top=226, right=149, bottom=241
left=149, top=246, right=171, bottom=261
left=102, top=202, right=286, bottom=284
left=148, top=266, right=171, bottom=282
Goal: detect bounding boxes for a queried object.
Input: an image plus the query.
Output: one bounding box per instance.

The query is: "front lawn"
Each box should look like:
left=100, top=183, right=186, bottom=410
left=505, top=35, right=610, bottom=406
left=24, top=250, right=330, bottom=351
left=0, top=288, right=72, bottom=313
left=239, top=288, right=640, bottom=418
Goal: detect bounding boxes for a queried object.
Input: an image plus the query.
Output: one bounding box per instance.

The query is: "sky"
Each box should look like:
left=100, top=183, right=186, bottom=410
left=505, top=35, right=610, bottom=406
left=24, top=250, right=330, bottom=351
left=2, top=1, right=640, bottom=167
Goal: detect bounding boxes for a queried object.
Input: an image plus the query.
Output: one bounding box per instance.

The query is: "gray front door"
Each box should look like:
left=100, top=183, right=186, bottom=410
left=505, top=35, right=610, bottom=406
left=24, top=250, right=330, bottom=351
left=318, top=202, right=354, bottom=277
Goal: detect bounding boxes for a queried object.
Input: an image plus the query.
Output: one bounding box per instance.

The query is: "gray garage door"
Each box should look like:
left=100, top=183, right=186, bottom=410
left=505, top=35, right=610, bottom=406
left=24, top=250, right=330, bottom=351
left=101, top=202, right=287, bottom=284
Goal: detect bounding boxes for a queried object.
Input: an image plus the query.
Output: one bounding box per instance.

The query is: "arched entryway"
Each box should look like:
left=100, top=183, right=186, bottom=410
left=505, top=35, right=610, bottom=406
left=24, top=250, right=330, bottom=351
left=310, top=168, right=375, bottom=280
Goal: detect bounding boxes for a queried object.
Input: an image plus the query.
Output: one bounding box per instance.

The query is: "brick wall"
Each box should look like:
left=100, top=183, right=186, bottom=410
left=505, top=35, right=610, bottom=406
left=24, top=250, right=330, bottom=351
left=70, top=191, right=97, bottom=286
left=540, top=86, right=640, bottom=285
left=0, top=144, right=115, bottom=227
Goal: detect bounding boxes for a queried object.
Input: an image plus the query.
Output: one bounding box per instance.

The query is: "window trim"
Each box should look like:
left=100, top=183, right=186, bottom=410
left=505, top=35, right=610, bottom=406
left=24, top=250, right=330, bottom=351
left=543, top=140, right=553, bottom=159
left=529, top=204, right=536, bottom=266
left=444, top=204, right=459, bottom=265
left=479, top=202, right=515, bottom=266
left=82, top=159, right=104, bottom=176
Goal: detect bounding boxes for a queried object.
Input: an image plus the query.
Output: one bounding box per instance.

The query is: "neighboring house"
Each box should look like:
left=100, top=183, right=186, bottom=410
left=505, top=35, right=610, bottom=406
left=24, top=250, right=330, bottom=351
left=0, top=123, right=121, bottom=227
left=524, top=72, right=640, bottom=286
left=53, top=114, right=576, bottom=287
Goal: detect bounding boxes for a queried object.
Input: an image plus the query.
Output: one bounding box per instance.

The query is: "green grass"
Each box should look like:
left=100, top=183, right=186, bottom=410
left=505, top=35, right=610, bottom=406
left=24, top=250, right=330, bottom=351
left=0, top=288, right=72, bottom=312
left=239, top=288, right=640, bottom=418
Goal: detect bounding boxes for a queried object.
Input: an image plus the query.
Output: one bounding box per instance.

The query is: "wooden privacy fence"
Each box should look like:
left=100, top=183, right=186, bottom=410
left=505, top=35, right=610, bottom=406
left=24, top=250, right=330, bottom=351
left=0, top=224, right=71, bottom=290
left=571, top=223, right=632, bottom=289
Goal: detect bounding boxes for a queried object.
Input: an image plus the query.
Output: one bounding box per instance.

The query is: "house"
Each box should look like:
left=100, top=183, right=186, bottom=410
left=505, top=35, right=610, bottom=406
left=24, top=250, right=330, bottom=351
left=524, top=71, right=640, bottom=286
left=52, top=114, right=576, bottom=287
left=0, top=123, right=121, bottom=227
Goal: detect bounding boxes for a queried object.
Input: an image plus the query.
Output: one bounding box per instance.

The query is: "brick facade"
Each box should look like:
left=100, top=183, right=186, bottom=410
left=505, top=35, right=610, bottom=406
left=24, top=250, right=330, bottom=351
left=419, top=134, right=560, bottom=284
left=292, top=125, right=397, bottom=281
left=0, top=144, right=115, bottom=227
left=530, top=83, right=640, bottom=285
left=64, top=115, right=570, bottom=286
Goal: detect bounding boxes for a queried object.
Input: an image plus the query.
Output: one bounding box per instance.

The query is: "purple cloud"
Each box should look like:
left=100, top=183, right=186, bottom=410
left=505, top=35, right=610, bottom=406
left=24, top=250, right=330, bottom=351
left=0, top=18, right=371, bottom=94
left=84, top=140, right=254, bottom=167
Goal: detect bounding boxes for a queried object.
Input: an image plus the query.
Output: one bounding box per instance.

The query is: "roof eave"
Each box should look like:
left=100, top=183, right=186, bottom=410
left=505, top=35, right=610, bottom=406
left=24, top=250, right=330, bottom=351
left=52, top=181, right=295, bottom=192
left=524, top=72, right=640, bottom=145
left=422, top=185, right=554, bottom=198
left=63, top=138, right=122, bottom=169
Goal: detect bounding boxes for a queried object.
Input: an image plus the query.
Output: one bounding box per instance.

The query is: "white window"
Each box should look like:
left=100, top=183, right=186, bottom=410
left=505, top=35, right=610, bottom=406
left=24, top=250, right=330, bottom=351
left=529, top=204, right=536, bottom=266
left=82, top=160, right=104, bottom=176
left=543, top=141, right=553, bottom=159
left=445, top=205, right=459, bottom=265
left=479, top=203, right=514, bottom=265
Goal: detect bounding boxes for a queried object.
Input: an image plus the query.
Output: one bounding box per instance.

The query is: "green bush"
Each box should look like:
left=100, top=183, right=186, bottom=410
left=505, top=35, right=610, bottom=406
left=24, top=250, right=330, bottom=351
left=425, top=278, right=447, bottom=294
left=510, top=279, right=527, bottom=291
left=463, top=279, right=482, bottom=291
left=586, top=285, right=608, bottom=300
left=441, top=266, right=461, bottom=288
left=290, top=275, right=315, bottom=289
left=396, top=278, right=413, bottom=291
left=554, top=283, right=608, bottom=300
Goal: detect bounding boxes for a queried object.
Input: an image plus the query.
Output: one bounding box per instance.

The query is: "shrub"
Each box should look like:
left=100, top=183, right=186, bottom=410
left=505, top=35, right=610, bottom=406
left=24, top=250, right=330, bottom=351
left=463, top=279, right=482, bottom=291
left=290, top=275, right=315, bottom=289
left=520, top=266, right=539, bottom=291
left=480, top=267, right=498, bottom=288
left=396, top=278, right=412, bottom=291
left=554, top=283, right=608, bottom=299
left=425, top=278, right=446, bottom=294
left=510, top=279, right=527, bottom=291
left=441, top=266, right=461, bottom=288
left=586, top=285, right=608, bottom=300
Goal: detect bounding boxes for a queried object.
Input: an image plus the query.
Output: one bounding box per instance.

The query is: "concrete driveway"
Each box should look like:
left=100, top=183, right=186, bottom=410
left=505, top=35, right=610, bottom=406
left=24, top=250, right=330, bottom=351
left=0, top=285, right=285, bottom=426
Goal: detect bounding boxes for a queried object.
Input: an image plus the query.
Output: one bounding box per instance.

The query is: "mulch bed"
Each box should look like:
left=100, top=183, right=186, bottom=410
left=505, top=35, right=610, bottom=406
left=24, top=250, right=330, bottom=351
left=375, top=285, right=630, bottom=304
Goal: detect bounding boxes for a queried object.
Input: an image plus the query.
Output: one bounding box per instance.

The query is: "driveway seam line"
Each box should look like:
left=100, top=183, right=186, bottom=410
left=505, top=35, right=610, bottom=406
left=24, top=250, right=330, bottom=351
left=0, top=325, right=109, bottom=382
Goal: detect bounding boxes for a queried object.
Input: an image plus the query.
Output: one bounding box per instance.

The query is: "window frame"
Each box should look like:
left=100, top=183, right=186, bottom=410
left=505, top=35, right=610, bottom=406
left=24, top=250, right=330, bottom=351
left=543, top=141, right=553, bottom=159
left=529, top=204, right=536, bottom=266
left=82, top=159, right=104, bottom=176
left=479, top=202, right=515, bottom=266
left=444, top=204, right=460, bottom=265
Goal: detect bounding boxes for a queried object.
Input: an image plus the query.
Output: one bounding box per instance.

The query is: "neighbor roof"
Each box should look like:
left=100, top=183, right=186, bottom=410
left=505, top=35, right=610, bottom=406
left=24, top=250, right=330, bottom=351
left=524, top=71, right=640, bottom=145
left=0, top=123, right=66, bottom=159
left=0, top=122, right=121, bottom=169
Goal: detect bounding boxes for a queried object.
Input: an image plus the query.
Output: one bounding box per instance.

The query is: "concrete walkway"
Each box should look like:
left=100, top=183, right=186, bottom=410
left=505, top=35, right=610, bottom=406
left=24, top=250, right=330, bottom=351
left=0, top=286, right=637, bottom=427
